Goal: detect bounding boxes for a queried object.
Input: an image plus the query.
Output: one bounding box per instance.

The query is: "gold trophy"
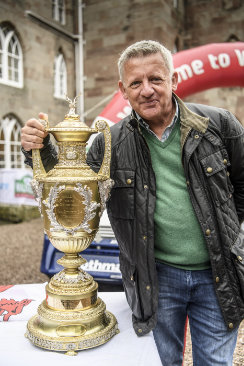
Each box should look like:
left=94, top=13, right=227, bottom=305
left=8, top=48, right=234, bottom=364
left=25, top=96, right=119, bottom=355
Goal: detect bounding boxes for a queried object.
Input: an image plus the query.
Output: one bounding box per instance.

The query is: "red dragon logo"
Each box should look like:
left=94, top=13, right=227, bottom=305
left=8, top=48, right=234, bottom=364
left=0, top=298, right=32, bottom=321
left=0, top=285, right=14, bottom=292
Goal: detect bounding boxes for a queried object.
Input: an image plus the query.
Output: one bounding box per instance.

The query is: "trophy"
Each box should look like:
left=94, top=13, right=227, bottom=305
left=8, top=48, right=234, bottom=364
left=25, top=96, right=119, bottom=355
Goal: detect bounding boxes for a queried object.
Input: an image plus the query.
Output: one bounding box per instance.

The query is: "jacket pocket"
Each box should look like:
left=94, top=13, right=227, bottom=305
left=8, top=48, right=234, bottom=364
left=230, top=229, right=244, bottom=301
left=200, top=149, right=233, bottom=206
left=107, top=169, right=135, bottom=219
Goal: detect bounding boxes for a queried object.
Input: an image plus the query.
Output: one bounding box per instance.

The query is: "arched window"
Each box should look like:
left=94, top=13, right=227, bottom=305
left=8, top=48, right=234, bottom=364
left=54, top=53, right=67, bottom=99
left=52, top=0, right=66, bottom=25
left=0, top=25, right=23, bottom=88
left=0, top=115, right=25, bottom=169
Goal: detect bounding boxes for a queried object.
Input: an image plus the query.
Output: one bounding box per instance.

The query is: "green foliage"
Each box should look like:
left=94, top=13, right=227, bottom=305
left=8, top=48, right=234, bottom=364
left=0, top=204, right=40, bottom=223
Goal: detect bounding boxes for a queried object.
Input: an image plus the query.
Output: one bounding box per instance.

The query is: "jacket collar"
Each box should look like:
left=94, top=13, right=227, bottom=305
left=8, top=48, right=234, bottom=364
left=173, top=93, right=209, bottom=149
left=174, top=93, right=209, bottom=133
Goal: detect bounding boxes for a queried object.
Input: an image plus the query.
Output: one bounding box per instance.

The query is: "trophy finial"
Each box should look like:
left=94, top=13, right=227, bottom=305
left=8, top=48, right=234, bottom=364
left=65, top=94, right=81, bottom=119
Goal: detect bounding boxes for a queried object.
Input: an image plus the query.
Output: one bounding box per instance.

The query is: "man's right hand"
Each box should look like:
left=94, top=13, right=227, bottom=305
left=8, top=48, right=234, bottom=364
left=21, top=112, right=49, bottom=151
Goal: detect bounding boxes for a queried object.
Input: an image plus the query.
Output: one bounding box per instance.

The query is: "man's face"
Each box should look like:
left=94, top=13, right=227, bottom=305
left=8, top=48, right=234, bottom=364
left=118, top=53, right=178, bottom=124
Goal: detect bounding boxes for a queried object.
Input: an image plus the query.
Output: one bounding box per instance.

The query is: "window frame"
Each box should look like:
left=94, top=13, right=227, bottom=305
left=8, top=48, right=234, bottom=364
left=54, top=52, right=67, bottom=100
left=0, top=115, right=25, bottom=169
left=0, top=26, right=23, bottom=88
left=52, top=0, right=66, bottom=25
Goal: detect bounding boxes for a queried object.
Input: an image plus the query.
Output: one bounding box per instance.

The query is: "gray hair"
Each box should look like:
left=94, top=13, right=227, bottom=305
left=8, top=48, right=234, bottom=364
left=118, top=40, right=174, bottom=80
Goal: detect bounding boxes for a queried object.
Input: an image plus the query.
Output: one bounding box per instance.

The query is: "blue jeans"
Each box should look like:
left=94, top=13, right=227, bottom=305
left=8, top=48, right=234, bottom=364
left=153, top=262, right=238, bottom=366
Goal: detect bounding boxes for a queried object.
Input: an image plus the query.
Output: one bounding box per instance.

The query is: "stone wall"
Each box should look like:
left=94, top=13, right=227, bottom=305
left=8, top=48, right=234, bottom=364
left=0, top=0, right=76, bottom=127
left=82, top=0, right=244, bottom=124
left=183, top=0, right=244, bottom=123
left=82, top=0, right=185, bottom=124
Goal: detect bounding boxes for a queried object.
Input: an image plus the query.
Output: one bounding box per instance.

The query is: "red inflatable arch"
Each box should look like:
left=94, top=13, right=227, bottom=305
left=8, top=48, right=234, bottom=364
left=95, top=42, right=244, bottom=124
left=174, top=42, right=244, bottom=98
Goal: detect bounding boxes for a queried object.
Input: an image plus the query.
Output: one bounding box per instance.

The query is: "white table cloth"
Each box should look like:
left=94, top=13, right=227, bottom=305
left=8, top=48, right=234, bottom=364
left=0, top=283, right=161, bottom=366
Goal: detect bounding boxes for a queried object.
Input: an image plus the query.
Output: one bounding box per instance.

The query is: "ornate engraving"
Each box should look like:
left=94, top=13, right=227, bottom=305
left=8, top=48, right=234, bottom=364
left=74, top=183, right=100, bottom=233
left=32, top=149, right=46, bottom=179
left=66, top=150, right=77, bottom=160
left=43, top=183, right=65, bottom=231
left=46, top=169, right=98, bottom=179
left=98, top=178, right=114, bottom=216
left=26, top=327, right=119, bottom=355
left=53, top=270, right=91, bottom=283
left=47, top=281, right=95, bottom=295
left=26, top=311, right=118, bottom=353
left=50, top=234, right=96, bottom=253
left=38, top=299, right=103, bottom=321
left=43, top=183, right=100, bottom=234
left=57, top=143, right=87, bottom=167
left=31, top=179, right=44, bottom=215
left=95, top=120, right=111, bottom=178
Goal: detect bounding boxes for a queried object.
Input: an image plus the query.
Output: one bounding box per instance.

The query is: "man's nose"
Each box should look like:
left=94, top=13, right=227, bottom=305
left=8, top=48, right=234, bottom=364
left=140, top=81, right=154, bottom=97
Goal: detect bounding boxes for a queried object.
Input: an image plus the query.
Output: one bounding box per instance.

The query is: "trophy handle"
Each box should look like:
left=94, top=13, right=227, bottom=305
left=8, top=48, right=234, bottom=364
left=32, top=149, right=47, bottom=179
left=95, top=120, right=111, bottom=179
left=32, top=117, right=49, bottom=179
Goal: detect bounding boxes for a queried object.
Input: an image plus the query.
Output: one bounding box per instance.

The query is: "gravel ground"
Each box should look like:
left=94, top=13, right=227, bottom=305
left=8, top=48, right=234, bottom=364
left=0, top=217, right=48, bottom=285
left=0, top=218, right=243, bottom=364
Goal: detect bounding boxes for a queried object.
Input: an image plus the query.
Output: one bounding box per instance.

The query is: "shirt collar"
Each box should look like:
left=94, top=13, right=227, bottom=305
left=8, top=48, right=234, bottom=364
left=135, top=96, right=179, bottom=142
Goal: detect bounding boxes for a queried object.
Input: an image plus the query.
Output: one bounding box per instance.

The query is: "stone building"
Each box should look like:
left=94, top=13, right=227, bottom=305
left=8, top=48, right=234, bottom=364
left=82, top=0, right=244, bottom=124
left=0, top=0, right=243, bottom=220
left=0, top=0, right=77, bottom=137
left=0, top=0, right=78, bottom=221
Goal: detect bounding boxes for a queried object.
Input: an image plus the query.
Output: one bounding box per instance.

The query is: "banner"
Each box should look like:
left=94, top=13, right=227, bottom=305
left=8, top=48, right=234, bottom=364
left=94, top=42, right=244, bottom=125
left=0, top=283, right=45, bottom=321
left=174, top=42, right=244, bottom=98
left=0, top=168, right=37, bottom=206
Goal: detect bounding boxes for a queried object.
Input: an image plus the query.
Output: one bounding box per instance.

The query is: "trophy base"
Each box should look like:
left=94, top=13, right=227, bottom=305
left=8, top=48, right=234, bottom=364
left=25, top=299, right=119, bottom=355
left=26, top=266, right=119, bottom=355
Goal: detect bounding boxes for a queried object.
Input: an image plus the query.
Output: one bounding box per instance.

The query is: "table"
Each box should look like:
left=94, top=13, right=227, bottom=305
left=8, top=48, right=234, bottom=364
left=0, top=283, right=161, bottom=366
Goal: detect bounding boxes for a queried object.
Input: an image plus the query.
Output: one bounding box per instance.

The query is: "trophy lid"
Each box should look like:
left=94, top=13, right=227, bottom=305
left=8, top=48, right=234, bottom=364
left=48, top=95, right=96, bottom=142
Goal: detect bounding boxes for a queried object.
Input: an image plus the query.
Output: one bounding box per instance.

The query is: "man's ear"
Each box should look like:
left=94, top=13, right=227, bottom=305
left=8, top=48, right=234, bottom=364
left=171, top=71, right=178, bottom=91
left=118, top=80, right=128, bottom=100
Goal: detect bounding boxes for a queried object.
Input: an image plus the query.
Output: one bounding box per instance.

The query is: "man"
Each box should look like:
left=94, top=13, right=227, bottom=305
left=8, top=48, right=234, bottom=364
left=21, top=40, right=244, bottom=365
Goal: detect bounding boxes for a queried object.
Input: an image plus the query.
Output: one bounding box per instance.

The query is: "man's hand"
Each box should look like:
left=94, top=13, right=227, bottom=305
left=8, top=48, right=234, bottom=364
left=21, top=112, right=49, bottom=151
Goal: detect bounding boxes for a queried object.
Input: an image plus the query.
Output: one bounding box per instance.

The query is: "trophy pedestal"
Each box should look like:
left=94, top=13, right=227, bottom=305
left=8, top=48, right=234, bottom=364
left=25, top=267, right=119, bottom=355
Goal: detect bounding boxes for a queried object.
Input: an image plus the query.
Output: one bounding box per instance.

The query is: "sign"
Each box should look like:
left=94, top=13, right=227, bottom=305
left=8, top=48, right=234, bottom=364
left=0, top=283, right=46, bottom=322
left=174, top=42, right=244, bottom=98
left=0, top=168, right=37, bottom=206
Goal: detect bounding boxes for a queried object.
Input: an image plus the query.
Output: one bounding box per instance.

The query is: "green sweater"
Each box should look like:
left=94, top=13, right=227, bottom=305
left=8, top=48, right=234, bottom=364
left=142, top=119, right=210, bottom=270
